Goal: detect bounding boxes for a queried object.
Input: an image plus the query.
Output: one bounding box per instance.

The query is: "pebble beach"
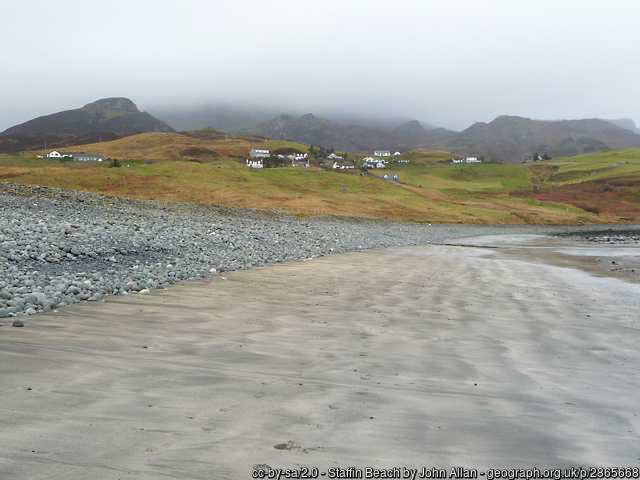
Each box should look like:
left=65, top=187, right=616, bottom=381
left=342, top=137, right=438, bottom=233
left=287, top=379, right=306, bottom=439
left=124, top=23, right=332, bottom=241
left=3, top=182, right=640, bottom=476
left=2, top=182, right=640, bottom=320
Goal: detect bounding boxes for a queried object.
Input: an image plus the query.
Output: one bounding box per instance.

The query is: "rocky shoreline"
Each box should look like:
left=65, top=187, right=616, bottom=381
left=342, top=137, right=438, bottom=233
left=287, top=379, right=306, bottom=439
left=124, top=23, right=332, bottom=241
left=2, top=182, right=640, bottom=320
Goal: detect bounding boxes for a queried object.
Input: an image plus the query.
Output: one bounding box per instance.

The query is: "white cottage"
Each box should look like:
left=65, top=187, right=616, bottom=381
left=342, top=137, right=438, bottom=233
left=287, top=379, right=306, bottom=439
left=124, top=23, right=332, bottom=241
left=246, top=158, right=264, bottom=169
left=249, top=148, right=270, bottom=158
left=74, top=153, right=104, bottom=162
left=46, top=151, right=74, bottom=158
left=332, top=162, right=355, bottom=170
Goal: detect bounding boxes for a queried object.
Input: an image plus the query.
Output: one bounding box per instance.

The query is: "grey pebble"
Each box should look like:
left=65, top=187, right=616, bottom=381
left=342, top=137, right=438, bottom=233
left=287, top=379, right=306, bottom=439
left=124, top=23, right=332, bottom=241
left=1, top=182, right=638, bottom=319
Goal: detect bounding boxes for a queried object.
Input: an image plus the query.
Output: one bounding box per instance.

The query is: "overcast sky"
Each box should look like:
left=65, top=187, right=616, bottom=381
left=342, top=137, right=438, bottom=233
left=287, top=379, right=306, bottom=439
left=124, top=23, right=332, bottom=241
left=1, top=0, right=638, bottom=132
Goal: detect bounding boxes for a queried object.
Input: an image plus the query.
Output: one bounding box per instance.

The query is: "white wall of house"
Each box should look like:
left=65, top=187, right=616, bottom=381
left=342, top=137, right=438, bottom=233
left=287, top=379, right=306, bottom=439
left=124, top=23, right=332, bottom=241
left=74, top=154, right=104, bottom=162
left=246, top=159, right=264, bottom=169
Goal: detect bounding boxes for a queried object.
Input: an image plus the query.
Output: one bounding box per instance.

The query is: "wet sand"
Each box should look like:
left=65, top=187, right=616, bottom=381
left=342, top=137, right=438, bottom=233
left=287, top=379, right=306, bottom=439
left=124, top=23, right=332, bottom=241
left=1, top=241, right=640, bottom=479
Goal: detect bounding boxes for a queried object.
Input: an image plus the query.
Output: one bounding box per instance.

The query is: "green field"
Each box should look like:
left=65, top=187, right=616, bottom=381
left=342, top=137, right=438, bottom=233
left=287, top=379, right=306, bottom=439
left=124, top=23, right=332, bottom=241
left=532, top=149, right=640, bottom=185
left=386, top=162, right=530, bottom=192
left=4, top=143, right=640, bottom=225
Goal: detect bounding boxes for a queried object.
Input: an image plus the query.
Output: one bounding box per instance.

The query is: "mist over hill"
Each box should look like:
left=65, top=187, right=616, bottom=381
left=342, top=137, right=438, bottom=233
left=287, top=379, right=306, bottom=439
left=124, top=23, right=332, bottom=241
left=233, top=113, right=456, bottom=153
left=4, top=98, right=640, bottom=162
left=421, top=116, right=640, bottom=163
left=148, top=102, right=445, bottom=134
left=603, top=118, right=640, bottom=134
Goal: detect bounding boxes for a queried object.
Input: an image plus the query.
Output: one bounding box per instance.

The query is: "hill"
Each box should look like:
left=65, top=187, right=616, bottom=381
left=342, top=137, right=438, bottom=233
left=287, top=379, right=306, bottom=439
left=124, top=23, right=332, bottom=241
left=21, top=130, right=310, bottom=161
left=148, top=103, right=283, bottom=132
left=235, top=113, right=456, bottom=153
left=603, top=118, right=640, bottom=134
left=149, top=103, right=445, bottom=135
left=422, top=116, right=640, bottom=163
left=2, top=98, right=175, bottom=136
left=6, top=135, right=640, bottom=224
left=0, top=131, right=120, bottom=155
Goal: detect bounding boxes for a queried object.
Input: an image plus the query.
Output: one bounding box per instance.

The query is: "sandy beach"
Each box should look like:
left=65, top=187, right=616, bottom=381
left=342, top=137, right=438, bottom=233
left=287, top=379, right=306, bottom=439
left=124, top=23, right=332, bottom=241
left=1, top=238, right=640, bottom=479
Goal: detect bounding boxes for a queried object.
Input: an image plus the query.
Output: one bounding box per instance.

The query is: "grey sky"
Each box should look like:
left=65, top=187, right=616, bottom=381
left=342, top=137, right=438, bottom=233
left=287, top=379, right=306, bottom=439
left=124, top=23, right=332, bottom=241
left=1, top=0, right=638, bottom=132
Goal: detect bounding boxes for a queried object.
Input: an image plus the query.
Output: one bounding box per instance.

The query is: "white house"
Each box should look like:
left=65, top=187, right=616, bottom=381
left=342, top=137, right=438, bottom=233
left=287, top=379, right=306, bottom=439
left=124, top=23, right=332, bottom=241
left=363, top=156, right=386, bottom=163
left=249, top=148, right=270, bottom=158
left=393, top=151, right=401, bottom=156
left=76, top=153, right=103, bottom=162
left=246, top=158, right=264, bottom=169
left=393, top=158, right=410, bottom=163
left=46, top=151, right=74, bottom=158
left=327, top=153, right=343, bottom=160
left=381, top=174, right=399, bottom=181
left=332, top=161, right=355, bottom=170
left=363, top=157, right=386, bottom=169
left=292, top=159, right=310, bottom=167
left=452, top=157, right=482, bottom=164
left=374, top=150, right=391, bottom=157
left=287, top=153, right=308, bottom=162
left=364, top=160, right=386, bottom=169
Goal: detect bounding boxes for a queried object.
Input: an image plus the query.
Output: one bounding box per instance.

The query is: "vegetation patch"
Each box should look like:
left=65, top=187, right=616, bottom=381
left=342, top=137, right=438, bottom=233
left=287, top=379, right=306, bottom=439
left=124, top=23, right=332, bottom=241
left=515, top=175, right=640, bottom=221
left=7, top=142, right=640, bottom=225
left=180, top=146, right=220, bottom=157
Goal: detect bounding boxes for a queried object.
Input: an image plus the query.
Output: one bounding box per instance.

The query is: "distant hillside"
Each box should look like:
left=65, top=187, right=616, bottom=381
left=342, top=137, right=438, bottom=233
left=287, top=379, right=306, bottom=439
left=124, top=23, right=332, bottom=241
left=235, top=113, right=456, bottom=153
left=2, top=98, right=176, bottom=136
left=149, top=104, right=282, bottom=132
left=423, top=116, right=640, bottom=163
left=603, top=118, right=640, bottom=134
left=0, top=131, right=120, bottom=154
left=149, top=103, right=444, bottom=134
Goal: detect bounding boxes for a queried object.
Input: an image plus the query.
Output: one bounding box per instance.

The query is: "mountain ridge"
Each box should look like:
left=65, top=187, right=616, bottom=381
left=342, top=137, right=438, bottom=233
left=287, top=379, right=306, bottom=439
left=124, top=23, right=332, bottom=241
left=234, top=113, right=457, bottom=153
left=421, top=115, right=640, bottom=163
left=3, top=99, right=640, bottom=161
left=2, top=97, right=175, bottom=136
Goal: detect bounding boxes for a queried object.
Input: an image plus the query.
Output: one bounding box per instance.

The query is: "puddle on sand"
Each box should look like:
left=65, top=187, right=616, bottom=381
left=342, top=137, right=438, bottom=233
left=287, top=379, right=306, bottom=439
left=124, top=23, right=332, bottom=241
left=450, top=234, right=640, bottom=284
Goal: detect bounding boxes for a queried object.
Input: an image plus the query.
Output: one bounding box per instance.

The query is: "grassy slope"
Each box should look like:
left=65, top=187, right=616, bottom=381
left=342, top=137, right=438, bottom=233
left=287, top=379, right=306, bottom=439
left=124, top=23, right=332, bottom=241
left=27, top=132, right=309, bottom=161
left=528, top=149, right=640, bottom=185
left=518, top=149, right=640, bottom=220
left=386, top=162, right=530, bottom=191
left=4, top=135, right=640, bottom=224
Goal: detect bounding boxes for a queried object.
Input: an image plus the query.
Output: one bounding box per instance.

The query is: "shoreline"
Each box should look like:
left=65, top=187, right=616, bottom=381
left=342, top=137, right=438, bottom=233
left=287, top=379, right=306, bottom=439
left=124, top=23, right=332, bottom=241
left=2, top=182, right=640, bottom=321
left=1, top=243, right=639, bottom=477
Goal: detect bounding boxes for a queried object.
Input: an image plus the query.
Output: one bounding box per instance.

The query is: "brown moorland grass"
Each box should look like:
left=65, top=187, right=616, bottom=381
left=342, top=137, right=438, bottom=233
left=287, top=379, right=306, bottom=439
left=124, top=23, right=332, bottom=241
left=8, top=142, right=640, bottom=224
left=516, top=176, right=640, bottom=221
left=27, top=132, right=310, bottom=161
left=0, top=154, right=616, bottom=224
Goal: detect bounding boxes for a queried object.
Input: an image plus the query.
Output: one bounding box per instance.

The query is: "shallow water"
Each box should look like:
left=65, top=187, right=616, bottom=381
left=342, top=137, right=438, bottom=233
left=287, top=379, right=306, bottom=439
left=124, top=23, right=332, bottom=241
left=449, top=234, right=640, bottom=283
